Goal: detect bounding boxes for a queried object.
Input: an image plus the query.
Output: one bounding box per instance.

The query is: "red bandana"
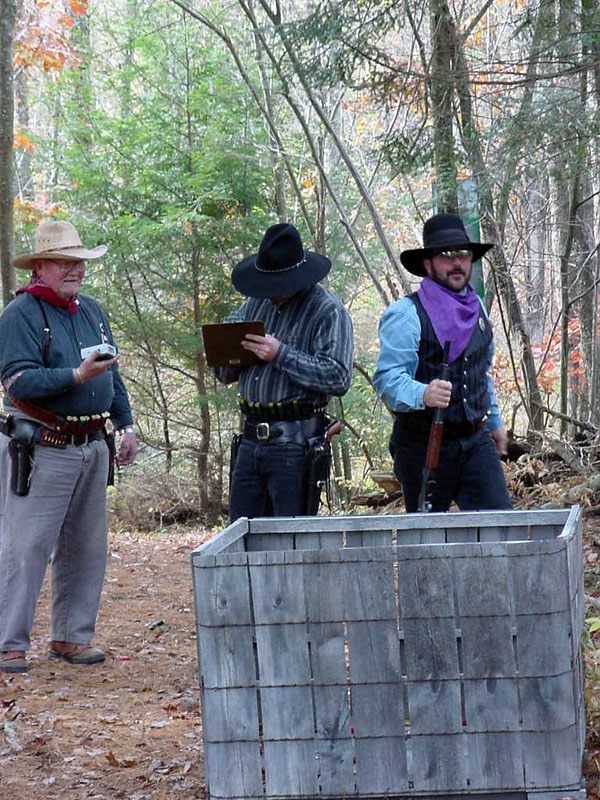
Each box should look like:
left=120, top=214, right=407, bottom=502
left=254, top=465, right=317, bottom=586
left=16, top=281, right=79, bottom=313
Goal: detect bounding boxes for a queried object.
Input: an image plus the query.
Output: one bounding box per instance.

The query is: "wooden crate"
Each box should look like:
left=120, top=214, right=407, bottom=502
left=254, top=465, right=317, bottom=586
left=191, top=507, right=586, bottom=800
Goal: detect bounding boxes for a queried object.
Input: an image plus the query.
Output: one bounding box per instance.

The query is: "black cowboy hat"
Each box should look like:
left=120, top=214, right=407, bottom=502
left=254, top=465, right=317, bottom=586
left=232, top=223, right=331, bottom=298
left=400, top=212, right=494, bottom=277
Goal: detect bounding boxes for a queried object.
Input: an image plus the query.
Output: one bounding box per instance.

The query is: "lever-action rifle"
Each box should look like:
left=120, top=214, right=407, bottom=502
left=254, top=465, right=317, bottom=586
left=418, top=340, right=451, bottom=513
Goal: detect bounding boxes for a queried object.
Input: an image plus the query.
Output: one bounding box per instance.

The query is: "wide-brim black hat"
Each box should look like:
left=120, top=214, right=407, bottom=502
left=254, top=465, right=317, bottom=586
left=400, top=212, right=494, bottom=277
left=232, top=223, right=331, bottom=298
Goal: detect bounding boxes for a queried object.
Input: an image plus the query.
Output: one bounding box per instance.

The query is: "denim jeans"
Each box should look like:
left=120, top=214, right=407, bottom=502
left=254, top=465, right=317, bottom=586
left=229, top=437, right=307, bottom=521
left=391, top=422, right=512, bottom=513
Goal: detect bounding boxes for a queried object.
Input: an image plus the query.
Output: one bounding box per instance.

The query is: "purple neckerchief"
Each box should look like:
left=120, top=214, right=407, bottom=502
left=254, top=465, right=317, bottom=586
left=417, top=276, right=481, bottom=363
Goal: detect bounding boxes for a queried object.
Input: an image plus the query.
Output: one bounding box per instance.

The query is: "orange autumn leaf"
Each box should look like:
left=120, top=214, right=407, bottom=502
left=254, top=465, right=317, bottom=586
left=70, top=0, right=88, bottom=13
left=14, top=132, right=34, bottom=153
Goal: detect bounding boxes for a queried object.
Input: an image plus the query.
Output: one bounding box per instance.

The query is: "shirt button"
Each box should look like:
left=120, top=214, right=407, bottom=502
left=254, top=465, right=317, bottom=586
left=463, top=370, right=467, bottom=376
left=463, top=384, right=467, bottom=390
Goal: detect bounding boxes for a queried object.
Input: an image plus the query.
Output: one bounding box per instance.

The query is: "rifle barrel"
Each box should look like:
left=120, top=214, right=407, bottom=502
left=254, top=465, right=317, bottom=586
left=418, top=339, right=451, bottom=512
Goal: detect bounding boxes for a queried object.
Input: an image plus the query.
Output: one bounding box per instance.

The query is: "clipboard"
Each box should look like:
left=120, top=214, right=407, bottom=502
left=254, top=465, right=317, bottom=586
left=202, top=321, right=266, bottom=367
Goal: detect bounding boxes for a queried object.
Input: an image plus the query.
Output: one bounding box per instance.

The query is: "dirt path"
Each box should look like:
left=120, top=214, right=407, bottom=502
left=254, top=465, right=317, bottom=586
left=0, top=528, right=211, bottom=799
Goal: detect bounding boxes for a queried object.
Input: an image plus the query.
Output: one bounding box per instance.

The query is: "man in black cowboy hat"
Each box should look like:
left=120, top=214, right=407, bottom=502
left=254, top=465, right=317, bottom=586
left=215, top=222, right=354, bottom=520
left=373, top=212, right=512, bottom=512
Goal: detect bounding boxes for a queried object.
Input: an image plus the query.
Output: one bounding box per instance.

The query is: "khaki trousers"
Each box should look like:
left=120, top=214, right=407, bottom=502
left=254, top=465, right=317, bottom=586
left=0, top=435, right=109, bottom=652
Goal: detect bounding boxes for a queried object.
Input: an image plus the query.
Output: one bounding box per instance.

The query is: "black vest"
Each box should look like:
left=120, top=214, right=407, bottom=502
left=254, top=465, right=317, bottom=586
left=407, top=292, right=493, bottom=427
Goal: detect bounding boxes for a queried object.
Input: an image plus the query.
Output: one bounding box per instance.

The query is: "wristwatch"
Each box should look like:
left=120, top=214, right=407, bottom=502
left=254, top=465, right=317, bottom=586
left=118, top=426, right=135, bottom=435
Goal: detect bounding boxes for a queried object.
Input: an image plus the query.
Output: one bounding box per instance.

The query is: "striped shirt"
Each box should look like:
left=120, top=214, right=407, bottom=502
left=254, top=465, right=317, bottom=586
left=214, top=285, right=354, bottom=407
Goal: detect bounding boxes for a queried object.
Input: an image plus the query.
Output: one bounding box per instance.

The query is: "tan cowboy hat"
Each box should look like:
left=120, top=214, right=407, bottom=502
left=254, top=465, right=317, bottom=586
left=13, top=220, right=108, bottom=269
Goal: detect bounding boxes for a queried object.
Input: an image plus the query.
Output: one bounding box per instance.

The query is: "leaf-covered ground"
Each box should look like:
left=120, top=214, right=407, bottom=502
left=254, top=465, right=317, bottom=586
left=0, top=528, right=211, bottom=799
left=1, top=519, right=600, bottom=798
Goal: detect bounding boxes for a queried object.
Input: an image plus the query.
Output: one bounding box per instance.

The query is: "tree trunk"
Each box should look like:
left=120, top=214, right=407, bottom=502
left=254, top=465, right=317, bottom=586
left=451, top=17, right=544, bottom=431
left=430, top=0, right=458, bottom=212
left=525, top=178, right=546, bottom=345
left=0, top=0, right=16, bottom=305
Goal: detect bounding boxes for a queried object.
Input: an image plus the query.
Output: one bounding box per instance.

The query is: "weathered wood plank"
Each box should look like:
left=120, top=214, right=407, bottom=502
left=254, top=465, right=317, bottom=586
left=529, top=523, right=561, bottom=541
left=354, top=737, right=408, bottom=795
left=263, top=741, right=319, bottom=797
left=453, top=552, right=510, bottom=616
left=397, top=557, right=455, bottom=618
left=522, top=728, right=583, bottom=786
left=294, top=531, right=322, bottom=550
left=410, top=734, right=467, bottom=791
left=511, top=550, right=569, bottom=614
left=192, top=517, right=248, bottom=558
left=197, top=625, right=256, bottom=690
left=244, top=508, right=571, bottom=536
left=260, top=686, right=314, bottom=739
left=463, top=679, right=520, bottom=731
left=407, top=680, right=462, bottom=733
left=342, top=556, right=396, bottom=620
left=347, top=620, right=402, bottom=683
left=461, top=617, right=516, bottom=678
left=202, top=687, right=258, bottom=742
left=516, top=612, right=572, bottom=677
left=352, top=684, right=404, bottom=735
left=403, top=619, right=460, bottom=680
left=315, top=732, right=355, bottom=796
left=193, top=563, right=252, bottom=627
left=246, top=532, right=294, bottom=552
left=520, top=674, right=576, bottom=730
left=466, top=732, right=525, bottom=789
left=445, top=526, right=479, bottom=543
left=255, top=623, right=310, bottom=685
left=204, top=741, right=263, bottom=799
left=303, top=558, right=346, bottom=624
left=249, top=556, right=305, bottom=624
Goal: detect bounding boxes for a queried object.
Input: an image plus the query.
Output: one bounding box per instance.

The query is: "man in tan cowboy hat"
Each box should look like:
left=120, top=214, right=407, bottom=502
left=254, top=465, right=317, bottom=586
left=374, top=212, right=511, bottom=513
left=0, top=219, right=138, bottom=674
left=215, top=222, right=354, bottom=521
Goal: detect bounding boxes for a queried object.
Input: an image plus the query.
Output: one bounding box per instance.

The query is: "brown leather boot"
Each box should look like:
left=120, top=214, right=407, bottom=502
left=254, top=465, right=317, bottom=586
left=49, top=642, right=105, bottom=665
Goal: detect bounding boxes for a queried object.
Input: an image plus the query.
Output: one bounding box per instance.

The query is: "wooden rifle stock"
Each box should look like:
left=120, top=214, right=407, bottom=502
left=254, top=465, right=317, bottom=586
left=325, top=419, right=342, bottom=443
left=418, top=340, right=451, bottom=513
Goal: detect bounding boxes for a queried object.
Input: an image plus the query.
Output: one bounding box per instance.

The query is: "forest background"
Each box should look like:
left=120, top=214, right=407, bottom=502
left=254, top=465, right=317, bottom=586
left=1, top=0, right=600, bottom=525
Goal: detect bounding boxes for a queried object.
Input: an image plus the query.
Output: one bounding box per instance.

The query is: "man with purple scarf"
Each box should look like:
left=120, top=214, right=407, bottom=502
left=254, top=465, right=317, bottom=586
left=373, top=212, right=512, bottom=513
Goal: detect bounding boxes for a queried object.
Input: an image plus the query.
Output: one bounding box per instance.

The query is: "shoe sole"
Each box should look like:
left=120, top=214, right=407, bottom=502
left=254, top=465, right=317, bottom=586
left=1, top=662, right=28, bottom=673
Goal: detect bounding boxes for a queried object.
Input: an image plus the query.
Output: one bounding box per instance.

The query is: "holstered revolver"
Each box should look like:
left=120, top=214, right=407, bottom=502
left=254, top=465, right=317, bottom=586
left=8, top=418, right=39, bottom=496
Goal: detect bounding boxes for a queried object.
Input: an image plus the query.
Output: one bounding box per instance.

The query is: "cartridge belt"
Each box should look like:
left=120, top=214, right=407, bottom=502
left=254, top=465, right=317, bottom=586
left=238, top=396, right=326, bottom=422
left=36, top=428, right=106, bottom=448
left=243, top=415, right=325, bottom=445
left=0, top=414, right=106, bottom=448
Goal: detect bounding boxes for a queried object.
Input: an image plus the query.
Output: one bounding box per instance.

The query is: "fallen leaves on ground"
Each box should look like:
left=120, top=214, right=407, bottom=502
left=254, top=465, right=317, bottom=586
left=0, top=527, right=213, bottom=799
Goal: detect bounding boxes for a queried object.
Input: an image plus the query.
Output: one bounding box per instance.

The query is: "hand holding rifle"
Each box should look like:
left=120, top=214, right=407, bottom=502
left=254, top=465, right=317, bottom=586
left=418, top=340, right=451, bottom=513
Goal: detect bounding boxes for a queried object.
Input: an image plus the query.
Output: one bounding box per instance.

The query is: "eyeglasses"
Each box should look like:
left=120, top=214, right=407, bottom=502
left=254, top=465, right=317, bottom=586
left=48, top=259, right=86, bottom=272
left=435, top=249, right=473, bottom=260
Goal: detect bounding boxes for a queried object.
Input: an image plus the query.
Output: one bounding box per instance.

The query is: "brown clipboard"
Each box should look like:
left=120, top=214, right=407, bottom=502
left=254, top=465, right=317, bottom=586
left=202, top=321, right=266, bottom=367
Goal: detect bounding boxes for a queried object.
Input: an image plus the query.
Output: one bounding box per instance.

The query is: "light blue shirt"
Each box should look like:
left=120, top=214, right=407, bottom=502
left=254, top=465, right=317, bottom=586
left=373, top=295, right=503, bottom=431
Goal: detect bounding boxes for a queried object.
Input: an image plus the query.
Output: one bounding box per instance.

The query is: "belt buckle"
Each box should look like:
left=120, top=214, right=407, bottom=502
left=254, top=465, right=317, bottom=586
left=256, top=422, right=270, bottom=441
